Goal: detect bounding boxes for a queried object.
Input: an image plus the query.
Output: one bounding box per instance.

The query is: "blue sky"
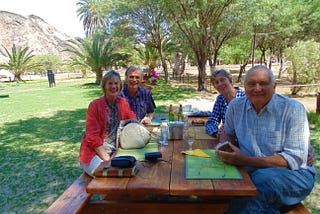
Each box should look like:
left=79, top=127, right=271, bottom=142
left=1, top=0, right=85, bottom=38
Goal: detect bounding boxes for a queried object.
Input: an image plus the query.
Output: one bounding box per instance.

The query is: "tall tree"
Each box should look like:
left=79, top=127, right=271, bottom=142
left=0, top=45, right=39, bottom=81
left=160, top=0, right=234, bottom=91
left=208, top=1, right=248, bottom=72
left=112, top=0, right=172, bottom=81
left=76, top=0, right=110, bottom=38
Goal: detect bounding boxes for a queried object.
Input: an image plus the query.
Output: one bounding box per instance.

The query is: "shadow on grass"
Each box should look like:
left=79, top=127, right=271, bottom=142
left=0, top=109, right=87, bottom=213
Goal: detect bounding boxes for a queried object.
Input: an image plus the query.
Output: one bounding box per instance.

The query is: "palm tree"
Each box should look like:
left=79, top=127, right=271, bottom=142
left=0, top=45, right=39, bottom=81
left=135, top=44, right=160, bottom=70
left=76, top=0, right=109, bottom=38
left=65, top=34, right=128, bottom=84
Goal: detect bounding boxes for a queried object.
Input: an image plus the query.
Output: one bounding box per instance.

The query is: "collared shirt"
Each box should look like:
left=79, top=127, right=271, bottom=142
left=224, top=94, right=310, bottom=171
left=205, top=87, right=245, bottom=135
left=121, top=86, right=156, bottom=121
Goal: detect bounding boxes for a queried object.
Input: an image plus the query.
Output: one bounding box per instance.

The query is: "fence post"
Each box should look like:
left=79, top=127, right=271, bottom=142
left=317, top=92, right=320, bottom=115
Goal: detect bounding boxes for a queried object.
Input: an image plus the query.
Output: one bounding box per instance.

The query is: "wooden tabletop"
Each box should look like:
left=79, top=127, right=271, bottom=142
left=86, top=138, right=257, bottom=200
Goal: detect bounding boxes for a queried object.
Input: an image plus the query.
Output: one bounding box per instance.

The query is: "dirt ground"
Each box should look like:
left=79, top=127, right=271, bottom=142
left=170, top=65, right=318, bottom=112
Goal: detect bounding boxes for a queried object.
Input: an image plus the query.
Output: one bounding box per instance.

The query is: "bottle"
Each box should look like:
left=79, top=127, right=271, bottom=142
left=159, top=122, right=168, bottom=145
left=178, top=104, right=184, bottom=121
left=168, top=104, right=175, bottom=121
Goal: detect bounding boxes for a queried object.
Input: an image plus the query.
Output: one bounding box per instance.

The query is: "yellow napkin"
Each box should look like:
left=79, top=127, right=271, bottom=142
left=181, top=149, right=210, bottom=158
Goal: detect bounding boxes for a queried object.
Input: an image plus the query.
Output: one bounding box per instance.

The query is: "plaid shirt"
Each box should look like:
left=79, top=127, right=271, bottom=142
left=205, top=87, right=245, bottom=135
left=121, top=86, right=156, bottom=121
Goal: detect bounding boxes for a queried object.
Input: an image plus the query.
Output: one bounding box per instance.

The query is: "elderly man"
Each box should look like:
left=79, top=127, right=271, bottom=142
left=216, top=65, right=315, bottom=213
left=121, top=66, right=156, bottom=124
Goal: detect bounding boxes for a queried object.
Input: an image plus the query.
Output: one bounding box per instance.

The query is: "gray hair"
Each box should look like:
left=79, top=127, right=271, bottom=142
left=244, top=65, right=275, bottom=86
left=125, top=66, right=142, bottom=81
left=211, top=69, right=233, bottom=84
left=101, top=70, right=122, bottom=92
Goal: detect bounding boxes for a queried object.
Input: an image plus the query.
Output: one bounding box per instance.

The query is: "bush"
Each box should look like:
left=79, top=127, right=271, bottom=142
left=285, top=40, right=320, bottom=95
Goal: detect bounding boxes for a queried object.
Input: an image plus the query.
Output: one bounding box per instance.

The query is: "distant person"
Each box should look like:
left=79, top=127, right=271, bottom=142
left=79, top=70, right=136, bottom=177
left=121, top=66, right=156, bottom=124
left=148, top=67, right=158, bottom=84
left=205, top=69, right=245, bottom=137
left=216, top=65, right=316, bottom=213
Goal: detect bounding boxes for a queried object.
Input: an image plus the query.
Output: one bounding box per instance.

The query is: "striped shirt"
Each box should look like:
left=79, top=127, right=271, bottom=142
left=205, top=87, right=245, bottom=135
left=121, top=86, right=156, bottom=121
left=224, top=94, right=310, bottom=170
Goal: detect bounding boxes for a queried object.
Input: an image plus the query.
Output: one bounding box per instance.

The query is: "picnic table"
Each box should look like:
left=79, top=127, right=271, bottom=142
left=82, top=118, right=257, bottom=213
left=45, top=115, right=310, bottom=214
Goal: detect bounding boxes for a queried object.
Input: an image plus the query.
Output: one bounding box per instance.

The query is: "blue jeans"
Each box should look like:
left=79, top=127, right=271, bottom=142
left=227, top=168, right=315, bottom=214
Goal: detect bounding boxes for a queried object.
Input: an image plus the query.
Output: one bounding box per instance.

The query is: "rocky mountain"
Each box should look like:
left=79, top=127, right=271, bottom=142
left=0, top=11, right=74, bottom=62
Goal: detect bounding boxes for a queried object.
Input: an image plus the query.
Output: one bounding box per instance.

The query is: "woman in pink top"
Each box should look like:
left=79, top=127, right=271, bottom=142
left=79, top=70, right=136, bottom=176
left=148, top=68, right=158, bottom=83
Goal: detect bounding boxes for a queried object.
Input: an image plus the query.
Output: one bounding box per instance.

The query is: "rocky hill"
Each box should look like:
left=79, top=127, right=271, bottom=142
left=0, top=11, right=74, bottom=62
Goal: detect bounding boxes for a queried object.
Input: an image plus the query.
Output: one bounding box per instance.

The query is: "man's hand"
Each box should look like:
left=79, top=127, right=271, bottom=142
left=307, top=145, right=315, bottom=166
left=216, top=143, right=247, bottom=165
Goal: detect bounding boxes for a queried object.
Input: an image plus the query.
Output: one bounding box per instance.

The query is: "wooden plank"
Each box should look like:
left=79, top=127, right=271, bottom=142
left=212, top=167, right=258, bottom=196
left=126, top=142, right=173, bottom=196
left=281, top=203, right=311, bottom=214
left=82, top=200, right=230, bottom=214
left=45, top=173, right=92, bottom=214
left=86, top=142, right=173, bottom=198
left=277, top=83, right=320, bottom=87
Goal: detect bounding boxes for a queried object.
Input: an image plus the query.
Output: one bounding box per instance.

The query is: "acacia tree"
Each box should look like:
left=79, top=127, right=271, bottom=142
left=160, top=0, right=234, bottom=91
left=112, top=0, right=171, bottom=81
left=243, top=0, right=314, bottom=76
left=0, top=45, right=39, bottom=81
left=285, top=40, right=320, bottom=95
left=208, top=2, right=248, bottom=72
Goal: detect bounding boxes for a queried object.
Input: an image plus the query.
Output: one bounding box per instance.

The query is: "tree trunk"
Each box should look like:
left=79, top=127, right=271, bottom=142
left=197, top=57, right=206, bottom=91
left=251, top=33, right=256, bottom=67
left=14, top=74, right=23, bottom=82
left=278, top=49, right=284, bottom=79
left=95, top=69, right=103, bottom=84
left=238, top=60, right=249, bottom=83
left=158, top=48, right=168, bottom=82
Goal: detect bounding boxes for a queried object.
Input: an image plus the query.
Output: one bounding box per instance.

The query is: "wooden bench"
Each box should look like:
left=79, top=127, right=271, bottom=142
left=281, top=203, right=311, bottom=214
left=44, top=173, right=93, bottom=214
left=45, top=172, right=310, bottom=214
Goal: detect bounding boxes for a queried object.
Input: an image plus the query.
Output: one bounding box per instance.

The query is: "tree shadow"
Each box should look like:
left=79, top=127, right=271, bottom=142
left=0, top=108, right=87, bottom=213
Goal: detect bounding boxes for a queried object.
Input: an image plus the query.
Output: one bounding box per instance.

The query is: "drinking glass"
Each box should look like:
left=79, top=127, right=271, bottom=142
left=185, top=123, right=196, bottom=151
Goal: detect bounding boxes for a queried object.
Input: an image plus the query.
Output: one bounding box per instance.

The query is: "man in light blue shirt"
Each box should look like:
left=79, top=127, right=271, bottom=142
left=216, top=65, right=315, bottom=213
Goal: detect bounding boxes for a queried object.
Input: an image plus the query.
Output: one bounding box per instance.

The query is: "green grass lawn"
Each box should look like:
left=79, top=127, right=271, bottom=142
left=0, top=78, right=319, bottom=213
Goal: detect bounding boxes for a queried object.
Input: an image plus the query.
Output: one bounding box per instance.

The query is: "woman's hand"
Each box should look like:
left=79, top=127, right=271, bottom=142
left=95, top=145, right=111, bottom=161
left=141, top=116, right=152, bottom=124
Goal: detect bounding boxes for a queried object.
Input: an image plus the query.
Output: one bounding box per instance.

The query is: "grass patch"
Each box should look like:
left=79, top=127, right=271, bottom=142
left=304, top=112, right=320, bottom=213
left=0, top=78, right=197, bottom=213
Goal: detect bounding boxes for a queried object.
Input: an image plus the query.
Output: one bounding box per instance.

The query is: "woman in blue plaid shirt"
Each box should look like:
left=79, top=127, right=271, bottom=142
left=205, top=69, right=245, bottom=137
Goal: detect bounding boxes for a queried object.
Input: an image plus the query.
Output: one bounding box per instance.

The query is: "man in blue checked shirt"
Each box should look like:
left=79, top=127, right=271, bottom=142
left=216, top=65, right=316, bottom=214
left=121, top=66, right=156, bottom=124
